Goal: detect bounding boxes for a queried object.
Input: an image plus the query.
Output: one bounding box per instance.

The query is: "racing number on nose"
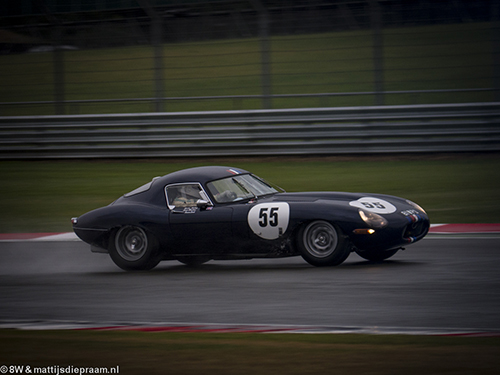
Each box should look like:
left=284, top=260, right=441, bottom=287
left=259, top=207, right=279, bottom=227
left=361, top=201, right=386, bottom=209
left=349, top=197, right=397, bottom=214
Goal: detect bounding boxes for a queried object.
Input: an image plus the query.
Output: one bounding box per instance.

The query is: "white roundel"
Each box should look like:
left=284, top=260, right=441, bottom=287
left=248, top=202, right=290, bottom=240
left=349, top=197, right=397, bottom=214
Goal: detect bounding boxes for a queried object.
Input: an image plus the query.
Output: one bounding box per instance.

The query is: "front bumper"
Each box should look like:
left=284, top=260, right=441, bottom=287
left=402, top=212, right=429, bottom=243
left=349, top=213, right=430, bottom=251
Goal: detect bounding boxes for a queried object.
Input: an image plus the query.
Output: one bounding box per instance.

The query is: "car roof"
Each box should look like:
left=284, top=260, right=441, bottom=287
left=156, top=166, right=250, bottom=186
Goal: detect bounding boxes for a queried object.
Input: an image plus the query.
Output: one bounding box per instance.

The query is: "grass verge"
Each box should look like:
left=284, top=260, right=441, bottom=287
left=1, top=329, right=499, bottom=375
left=0, top=154, right=499, bottom=233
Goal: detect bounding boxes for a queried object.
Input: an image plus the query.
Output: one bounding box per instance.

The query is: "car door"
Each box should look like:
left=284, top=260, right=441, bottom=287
left=230, top=200, right=291, bottom=255
left=165, top=183, right=233, bottom=255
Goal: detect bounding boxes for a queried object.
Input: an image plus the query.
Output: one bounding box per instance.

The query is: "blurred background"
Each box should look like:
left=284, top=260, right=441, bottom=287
left=1, top=0, right=498, bottom=115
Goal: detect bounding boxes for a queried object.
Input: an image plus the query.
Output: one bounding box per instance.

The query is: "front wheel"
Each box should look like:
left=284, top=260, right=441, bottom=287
left=297, top=221, right=350, bottom=267
left=109, top=226, right=161, bottom=271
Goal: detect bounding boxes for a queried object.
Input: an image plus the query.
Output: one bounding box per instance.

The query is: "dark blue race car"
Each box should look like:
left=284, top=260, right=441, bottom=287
left=72, top=166, right=429, bottom=270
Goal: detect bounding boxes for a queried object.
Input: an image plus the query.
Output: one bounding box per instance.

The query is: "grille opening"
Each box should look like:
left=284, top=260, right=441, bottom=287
left=404, top=221, right=428, bottom=239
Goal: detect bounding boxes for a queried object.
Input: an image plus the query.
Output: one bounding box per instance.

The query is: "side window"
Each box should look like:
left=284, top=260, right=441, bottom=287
left=166, top=184, right=207, bottom=209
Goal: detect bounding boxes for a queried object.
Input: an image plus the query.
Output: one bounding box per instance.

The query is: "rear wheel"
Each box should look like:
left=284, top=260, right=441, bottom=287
left=109, top=226, right=161, bottom=271
left=297, top=220, right=350, bottom=267
left=355, top=248, right=398, bottom=262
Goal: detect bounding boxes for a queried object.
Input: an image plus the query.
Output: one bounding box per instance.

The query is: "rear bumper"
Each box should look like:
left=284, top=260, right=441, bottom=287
left=73, top=227, right=110, bottom=250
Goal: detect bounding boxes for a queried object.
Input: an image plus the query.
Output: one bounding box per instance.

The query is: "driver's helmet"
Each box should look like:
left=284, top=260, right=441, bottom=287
left=180, top=185, right=201, bottom=199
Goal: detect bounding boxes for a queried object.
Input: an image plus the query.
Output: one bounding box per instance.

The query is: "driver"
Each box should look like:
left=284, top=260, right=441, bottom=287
left=173, top=185, right=202, bottom=207
left=215, top=190, right=237, bottom=203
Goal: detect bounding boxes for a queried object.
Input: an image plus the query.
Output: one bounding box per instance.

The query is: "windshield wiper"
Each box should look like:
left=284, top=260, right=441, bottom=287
left=253, top=175, right=284, bottom=193
left=232, top=177, right=256, bottom=200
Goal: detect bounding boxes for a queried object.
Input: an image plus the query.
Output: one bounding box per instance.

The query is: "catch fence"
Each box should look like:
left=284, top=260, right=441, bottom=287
left=0, top=0, right=499, bottom=115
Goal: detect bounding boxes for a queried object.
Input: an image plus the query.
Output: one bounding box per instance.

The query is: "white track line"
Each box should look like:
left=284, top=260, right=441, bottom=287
left=31, top=232, right=79, bottom=241
left=0, top=319, right=499, bottom=336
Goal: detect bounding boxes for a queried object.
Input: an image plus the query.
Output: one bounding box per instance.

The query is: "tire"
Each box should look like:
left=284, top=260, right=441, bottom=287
left=297, top=220, right=350, bottom=267
left=109, top=226, right=161, bottom=271
left=355, top=248, right=398, bottom=262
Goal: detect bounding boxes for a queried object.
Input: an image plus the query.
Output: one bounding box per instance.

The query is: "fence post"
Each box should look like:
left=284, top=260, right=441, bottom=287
left=251, top=0, right=272, bottom=109
left=40, top=2, right=65, bottom=115
left=492, top=0, right=500, bottom=102
left=370, top=0, right=384, bottom=106
left=138, top=0, right=165, bottom=112
left=152, top=15, right=165, bottom=112
left=53, top=26, right=65, bottom=115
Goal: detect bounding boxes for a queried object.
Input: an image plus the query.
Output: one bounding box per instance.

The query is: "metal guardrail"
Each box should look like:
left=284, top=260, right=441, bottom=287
left=1, top=88, right=493, bottom=110
left=0, top=103, right=499, bottom=159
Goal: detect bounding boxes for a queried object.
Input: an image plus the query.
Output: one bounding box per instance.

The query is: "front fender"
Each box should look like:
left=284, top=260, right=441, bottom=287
left=288, top=200, right=361, bottom=234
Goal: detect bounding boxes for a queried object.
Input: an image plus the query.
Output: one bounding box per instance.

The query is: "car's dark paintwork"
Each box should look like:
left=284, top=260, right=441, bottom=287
left=73, top=166, right=430, bottom=270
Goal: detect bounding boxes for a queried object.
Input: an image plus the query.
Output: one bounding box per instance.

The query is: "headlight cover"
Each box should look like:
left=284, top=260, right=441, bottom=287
left=358, top=209, right=388, bottom=229
left=406, top=200, right=426, bottom=214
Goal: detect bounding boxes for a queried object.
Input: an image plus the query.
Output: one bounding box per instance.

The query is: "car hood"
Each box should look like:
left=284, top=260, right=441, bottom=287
left=272, top=191, right=403, bottom=203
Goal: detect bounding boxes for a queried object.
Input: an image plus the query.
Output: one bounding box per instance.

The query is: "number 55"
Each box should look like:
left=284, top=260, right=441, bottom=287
left=259, top=207, right=279, bottom=227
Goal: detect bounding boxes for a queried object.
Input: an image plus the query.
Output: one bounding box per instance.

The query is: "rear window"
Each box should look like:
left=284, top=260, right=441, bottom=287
left=124, top=177, right=159, bottom=197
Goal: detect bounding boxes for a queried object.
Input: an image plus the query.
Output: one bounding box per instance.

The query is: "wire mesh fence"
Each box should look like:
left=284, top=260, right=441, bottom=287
left=0, top=0, right=498, bottom=115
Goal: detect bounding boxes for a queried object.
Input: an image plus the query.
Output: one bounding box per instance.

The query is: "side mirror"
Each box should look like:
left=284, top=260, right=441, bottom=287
left=196, top=199, right=212, bottom=210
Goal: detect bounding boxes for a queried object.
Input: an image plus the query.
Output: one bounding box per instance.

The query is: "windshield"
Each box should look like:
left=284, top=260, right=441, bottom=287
left=207, top=174, right=278, bottom=203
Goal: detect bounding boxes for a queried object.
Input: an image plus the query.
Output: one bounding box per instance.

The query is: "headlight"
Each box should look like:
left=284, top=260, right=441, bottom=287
left=406, top=200, right=426, bottom=214
left=358, top=209, right=388, bottom=229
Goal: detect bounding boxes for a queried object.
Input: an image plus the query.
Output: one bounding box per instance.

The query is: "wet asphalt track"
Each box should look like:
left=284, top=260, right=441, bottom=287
left=0, top=236, right=499, bottom=331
